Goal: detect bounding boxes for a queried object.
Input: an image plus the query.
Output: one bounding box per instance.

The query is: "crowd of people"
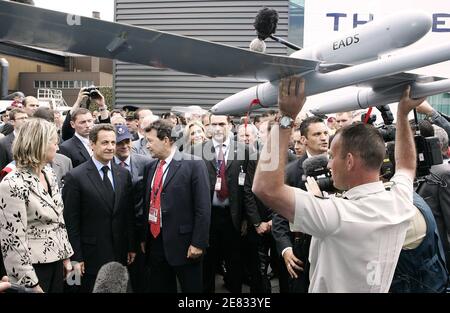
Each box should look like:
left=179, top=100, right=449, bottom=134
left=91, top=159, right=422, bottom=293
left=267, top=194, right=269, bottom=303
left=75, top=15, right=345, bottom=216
left=0, top=78, right=449, bottom=293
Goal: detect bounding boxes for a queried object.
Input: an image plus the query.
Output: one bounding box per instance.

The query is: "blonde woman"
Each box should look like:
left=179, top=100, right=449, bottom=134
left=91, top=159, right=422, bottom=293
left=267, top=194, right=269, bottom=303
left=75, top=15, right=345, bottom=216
left=185, top=121, right=207, bottom=146
left=0, top=118, right=73, bottom=293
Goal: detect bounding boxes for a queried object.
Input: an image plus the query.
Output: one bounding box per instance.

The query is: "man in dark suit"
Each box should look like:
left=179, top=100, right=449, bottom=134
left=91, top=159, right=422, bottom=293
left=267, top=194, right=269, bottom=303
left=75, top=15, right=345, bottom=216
left=59, top=108, right=94, bottom=168
left=141, top=120, right=210, bottom=293
left=63, top=124, right=136, bottom=292
left=191, top=114, right=254, bottom=293
left=50, top=153, right=73, bottom=189
left=113, top=124, right=153, bottom=292
left=0, top=108, right=28, bottom=171
left=243, top=155, right=277, bottom=293
left=272, top=116, right=329, bottom=293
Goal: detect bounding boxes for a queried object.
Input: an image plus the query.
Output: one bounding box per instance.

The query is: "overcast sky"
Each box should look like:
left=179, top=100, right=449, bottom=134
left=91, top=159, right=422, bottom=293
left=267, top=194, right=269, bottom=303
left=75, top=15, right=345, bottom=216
left=34, top=0, right=114, bottom=21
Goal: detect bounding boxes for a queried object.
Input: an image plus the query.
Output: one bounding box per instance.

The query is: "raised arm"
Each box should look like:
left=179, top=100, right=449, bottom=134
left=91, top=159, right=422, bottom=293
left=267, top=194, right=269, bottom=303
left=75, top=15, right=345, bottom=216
left=395, top=86, right=426, bottom=180
left=252, top=77, right=306, bottom=222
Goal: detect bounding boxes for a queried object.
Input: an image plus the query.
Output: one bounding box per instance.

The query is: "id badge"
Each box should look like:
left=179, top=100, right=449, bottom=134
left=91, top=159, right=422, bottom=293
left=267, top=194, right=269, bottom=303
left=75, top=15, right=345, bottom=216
left=148, top=207, right=158, bottom=223
left=215, top=177, right=222, bottom=191
left=238, top=172, right=246, bottom=186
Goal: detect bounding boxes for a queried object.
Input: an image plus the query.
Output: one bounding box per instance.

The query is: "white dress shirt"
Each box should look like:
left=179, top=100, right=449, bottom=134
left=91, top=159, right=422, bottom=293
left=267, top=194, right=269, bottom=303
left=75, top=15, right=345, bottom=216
left=292, top=170, right=416, bottom=292
left=92, top=157, right=114, bottom=190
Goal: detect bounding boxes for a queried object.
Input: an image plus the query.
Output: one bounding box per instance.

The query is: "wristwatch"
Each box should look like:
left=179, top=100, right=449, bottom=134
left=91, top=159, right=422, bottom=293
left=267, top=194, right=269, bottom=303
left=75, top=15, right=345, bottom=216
left=278, top=115, right=295, bottom=129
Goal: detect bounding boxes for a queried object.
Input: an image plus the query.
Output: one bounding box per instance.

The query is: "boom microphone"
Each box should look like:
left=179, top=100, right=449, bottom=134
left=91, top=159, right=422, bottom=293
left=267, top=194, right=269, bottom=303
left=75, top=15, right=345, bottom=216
left=253, top=7, right=278, bottom=40
left=92, top=262, right=129, bottom=293
left=252, top=7, right=301, bottom=51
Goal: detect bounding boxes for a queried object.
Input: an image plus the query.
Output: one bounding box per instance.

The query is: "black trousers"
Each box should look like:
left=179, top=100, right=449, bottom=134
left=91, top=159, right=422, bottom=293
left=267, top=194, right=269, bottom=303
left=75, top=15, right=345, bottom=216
left=203, top=206, right=242, bottom=293
left=128, top=247, right=150, bottom=292
left=287, top=233, right=311, bottom=293
left=147, top=232, right=203, bottom=293
left=245, top=226, right=275, bottom=293
left=33, top=260, right=64, bottom=293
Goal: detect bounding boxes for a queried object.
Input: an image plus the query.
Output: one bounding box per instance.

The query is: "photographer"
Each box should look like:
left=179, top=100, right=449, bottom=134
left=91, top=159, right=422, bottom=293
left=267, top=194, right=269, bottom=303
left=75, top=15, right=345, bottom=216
left=383, top=142, right=449, bottom=292
left=61, top=87, right=110, bottom=141
left=253, top=77, right=422, bottom=292
left=417, top=125, right=450, bottom=272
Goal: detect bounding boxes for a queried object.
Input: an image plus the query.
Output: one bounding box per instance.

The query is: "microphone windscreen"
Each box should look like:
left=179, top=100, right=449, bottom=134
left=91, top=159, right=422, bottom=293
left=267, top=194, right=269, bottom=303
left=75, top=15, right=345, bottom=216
left=92, top=262, right=129, bottom=293
left=249, top=38, right=266, bottom=53
left=253, top=8, right=279, bottom=40
left=302, top=155, right=329, bottom=177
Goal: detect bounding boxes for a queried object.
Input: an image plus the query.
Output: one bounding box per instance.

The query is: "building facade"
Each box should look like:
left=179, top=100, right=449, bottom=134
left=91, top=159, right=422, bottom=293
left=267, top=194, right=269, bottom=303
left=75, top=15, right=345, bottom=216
left=114, top=0, right=301, bottom=114
left=0, top=43, right=113, bottom=106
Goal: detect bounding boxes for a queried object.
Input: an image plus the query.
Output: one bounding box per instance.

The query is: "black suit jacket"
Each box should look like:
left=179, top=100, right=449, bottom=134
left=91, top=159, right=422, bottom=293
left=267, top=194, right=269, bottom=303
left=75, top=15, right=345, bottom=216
left=272, top=154, right=308, bottom=255
left=129, top=153, right=153, bottom=234
left=63, top=159, right=136, bottom=276
left=59, top=135, right=91, bottom=168
left=142, top=150, right=211, bottom=266
left=0, top=132, right=14, bottom=171
left=244, top=153, right=272, bottom=225
left=191, top=140, right=253, bottom=231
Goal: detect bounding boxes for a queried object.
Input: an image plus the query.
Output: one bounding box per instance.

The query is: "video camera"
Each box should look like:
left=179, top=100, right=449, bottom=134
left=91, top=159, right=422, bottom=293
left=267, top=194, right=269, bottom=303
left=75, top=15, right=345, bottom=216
left=380, top=108, right=443, bottom=180
left=361, top=104, right=396, bottom=142
left=301, top=155, right=336, bottom=193
left=414, top=134, right=442, bottom=178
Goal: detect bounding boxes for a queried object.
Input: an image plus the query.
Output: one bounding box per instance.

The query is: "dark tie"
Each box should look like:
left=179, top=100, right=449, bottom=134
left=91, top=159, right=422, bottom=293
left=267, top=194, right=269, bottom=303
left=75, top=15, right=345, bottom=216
left=217, top=145, right=229, bottom=201
left=120, top=161, right=126, bottom=168
left=149, top=160, right=166, bottom=238
left=101, top=166, right=115, bottom=208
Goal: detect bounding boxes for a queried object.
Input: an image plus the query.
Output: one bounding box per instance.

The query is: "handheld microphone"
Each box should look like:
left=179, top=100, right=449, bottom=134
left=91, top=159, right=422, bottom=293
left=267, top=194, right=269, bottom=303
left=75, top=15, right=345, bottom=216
left=302, top=155, right=329, bottom=178
left=92, top=262, right=129, bottom=293
left=302, top=155, right=336, bottom=193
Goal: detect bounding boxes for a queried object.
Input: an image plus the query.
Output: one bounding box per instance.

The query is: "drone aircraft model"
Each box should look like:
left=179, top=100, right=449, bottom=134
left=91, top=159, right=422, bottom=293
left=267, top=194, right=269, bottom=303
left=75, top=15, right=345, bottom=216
left=1, top=1, right=450, bottom=115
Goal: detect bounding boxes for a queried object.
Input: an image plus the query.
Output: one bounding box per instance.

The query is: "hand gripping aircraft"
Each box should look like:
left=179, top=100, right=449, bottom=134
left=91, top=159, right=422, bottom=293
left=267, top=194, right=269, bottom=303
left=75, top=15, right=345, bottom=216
left=1, top=1, right=450, bottom=115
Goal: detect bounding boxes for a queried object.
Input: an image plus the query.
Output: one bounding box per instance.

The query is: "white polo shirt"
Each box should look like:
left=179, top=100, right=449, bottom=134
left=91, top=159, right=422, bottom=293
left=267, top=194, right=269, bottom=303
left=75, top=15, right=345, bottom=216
left=292, top=170, right=416, bottom=293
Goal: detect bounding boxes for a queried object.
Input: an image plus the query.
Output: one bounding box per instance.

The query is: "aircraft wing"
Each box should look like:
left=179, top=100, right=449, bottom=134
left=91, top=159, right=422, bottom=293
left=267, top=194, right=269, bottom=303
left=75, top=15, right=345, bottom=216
left=319, top=63, right=445, bottom=90
left=357, top=72, right=445, bottom=90
left=0, top=1, right=318, bottom=81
